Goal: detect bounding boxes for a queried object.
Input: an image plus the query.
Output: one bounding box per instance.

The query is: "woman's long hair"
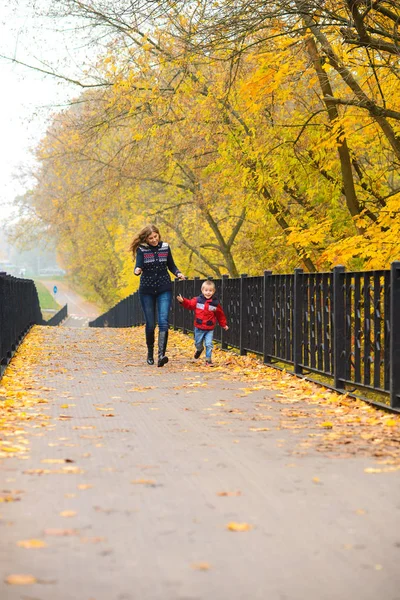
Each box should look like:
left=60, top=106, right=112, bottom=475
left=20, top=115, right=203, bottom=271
left=129, top=224, right=161, bottom=256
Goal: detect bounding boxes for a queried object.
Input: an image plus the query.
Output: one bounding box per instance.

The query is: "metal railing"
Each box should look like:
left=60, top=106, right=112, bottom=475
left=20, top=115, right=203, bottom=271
left=0, top=273, right=68, bottom=376
left=45, top=304, right=68, bottom=326
left=89, top=262, right=400, bottom=410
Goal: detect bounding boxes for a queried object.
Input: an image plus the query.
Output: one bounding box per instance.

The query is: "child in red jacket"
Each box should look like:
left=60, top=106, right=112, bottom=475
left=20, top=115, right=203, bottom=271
left=177, top=279, right=228, bottom=366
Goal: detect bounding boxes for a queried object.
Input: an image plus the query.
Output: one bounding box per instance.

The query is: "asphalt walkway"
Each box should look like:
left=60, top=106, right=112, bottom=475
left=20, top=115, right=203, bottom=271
left=38, top=279, right=100, bottom=327
left=1, top=326, right=400, bottom=600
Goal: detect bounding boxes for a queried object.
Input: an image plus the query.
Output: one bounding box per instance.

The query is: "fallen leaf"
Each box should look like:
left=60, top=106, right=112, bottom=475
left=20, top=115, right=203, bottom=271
left=364, top=466, right=400, bottom=474
left=44, top=528, right=78, bottom=536
left=60, top=510, right=77, bottom=518
left=17, top=539, right=47, bottom=549
left=0, top=495, right=21, bottom=503
left=227, top=522, right=252, bottom=532
left=5, top=574, right=37, bottom=585
left=131, top=479, right=157, bottom=486
left=191, top=562, right=211, bottom=571
left=77, top=484, right=93, bottom=490
left=217, top=491, right=241, bottom=497
left=249, top=427, right=270, bottom=432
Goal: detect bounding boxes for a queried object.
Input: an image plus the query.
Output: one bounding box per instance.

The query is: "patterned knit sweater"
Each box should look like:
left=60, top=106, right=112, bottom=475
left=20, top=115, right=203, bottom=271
left=135, top=242, right=181, bottom=295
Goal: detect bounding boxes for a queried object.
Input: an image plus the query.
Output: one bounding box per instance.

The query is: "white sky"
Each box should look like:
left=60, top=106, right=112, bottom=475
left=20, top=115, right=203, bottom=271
left=0, top=1, right=98, bottom=227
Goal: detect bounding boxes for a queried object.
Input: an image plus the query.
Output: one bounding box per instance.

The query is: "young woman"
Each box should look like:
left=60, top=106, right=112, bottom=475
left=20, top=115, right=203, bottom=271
left=130, top=225, right=185, bottom=366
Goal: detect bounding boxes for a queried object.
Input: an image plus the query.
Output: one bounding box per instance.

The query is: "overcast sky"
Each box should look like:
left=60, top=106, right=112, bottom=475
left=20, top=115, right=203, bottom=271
left=0, top=1, right=97, bottom=227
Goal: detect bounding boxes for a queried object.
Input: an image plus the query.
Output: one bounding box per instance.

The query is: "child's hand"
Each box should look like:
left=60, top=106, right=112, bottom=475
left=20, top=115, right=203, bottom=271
left=176, top=272, right=186, bottom=280
left=134, top=267, right=142, bottom=275
left=177, top=294, right=184, bottom=303
left=223, top=325, right=229, bottom=330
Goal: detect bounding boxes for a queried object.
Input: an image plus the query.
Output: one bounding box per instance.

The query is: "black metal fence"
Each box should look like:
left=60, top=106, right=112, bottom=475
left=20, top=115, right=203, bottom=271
left=45, top=304, right=68, bottom=326
left=0, top=273, right=68, bottom=375
left=89, top=263, right=400, bottom=410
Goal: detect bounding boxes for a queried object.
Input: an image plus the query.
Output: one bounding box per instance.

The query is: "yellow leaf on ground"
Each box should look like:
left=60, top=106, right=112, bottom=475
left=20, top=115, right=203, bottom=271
left=320, top=421, right=333, bottom=428
left=5, top=574, right=37, bottom=585
left=131, top=479, right=156, bottom=485
left=77, top=484, right=93, bottom=490
left=60, top=510, right=77, bottom=517
left=44, top=528, right=78, bottom=536
left=364, top=466, right=400, bottom=474
left=249, top=427, right=270, bottom=432
left=191, top=562, right=211, bottom=570
left=227, top=522, right=252, bottom=532
left=17, top=539, right=47, bottom=549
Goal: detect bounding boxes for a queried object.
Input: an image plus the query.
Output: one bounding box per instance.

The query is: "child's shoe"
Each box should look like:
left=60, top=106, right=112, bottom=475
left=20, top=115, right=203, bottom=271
left=194, top=348, right=203, bottom=359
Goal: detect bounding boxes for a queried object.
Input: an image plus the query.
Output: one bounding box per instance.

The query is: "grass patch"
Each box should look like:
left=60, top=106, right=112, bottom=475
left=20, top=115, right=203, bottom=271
left=34, top=280, right=61, bottom=311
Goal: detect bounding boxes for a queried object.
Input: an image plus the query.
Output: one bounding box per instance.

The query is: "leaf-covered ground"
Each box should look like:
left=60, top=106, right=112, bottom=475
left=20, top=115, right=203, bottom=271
left=1, top=325, right=399, bottom=468
left=1, top=325, right=400, bottom=598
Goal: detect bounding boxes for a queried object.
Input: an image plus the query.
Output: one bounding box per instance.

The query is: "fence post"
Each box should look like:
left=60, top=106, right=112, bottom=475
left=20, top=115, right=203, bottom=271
left=173, top=279, right=177, bottom=330
left=263, top=270, right=272, bottom=364
left=333, top=265, right=346, bottom=390
left=221, top=274, right=229, bottom=349
left=239, top=274, right=248, bottom=356
left=0, top=273, right=6, bottom=367
left=390, top=261, right=400, bottom=409
left=293, top=268, right=303, bottom=374
left=193, top=276, right=200, bottom=296
left=182, top=278, right=187, bottom=335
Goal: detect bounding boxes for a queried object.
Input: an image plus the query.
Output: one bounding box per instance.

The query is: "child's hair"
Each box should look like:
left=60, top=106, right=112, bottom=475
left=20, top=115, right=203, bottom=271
left=201, top=279, right=216, bottom=292
left=129, top=224, right=160, bottom=255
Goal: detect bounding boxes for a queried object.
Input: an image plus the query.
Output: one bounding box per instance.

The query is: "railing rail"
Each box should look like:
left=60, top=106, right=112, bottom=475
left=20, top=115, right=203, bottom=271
left=89, top=263, right=400, bottom=410
left=45, top=304, right=68, bottom=326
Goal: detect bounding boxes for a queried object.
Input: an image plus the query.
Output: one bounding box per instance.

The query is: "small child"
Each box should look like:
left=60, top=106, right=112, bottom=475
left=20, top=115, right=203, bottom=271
left=177, top=279, right=229, bottom=366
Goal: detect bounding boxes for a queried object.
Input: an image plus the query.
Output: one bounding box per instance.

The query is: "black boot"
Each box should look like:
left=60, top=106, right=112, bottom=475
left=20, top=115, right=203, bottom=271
left=146, top=331, right=155, bottom=365
left=157, top=330, right=169, bottom=367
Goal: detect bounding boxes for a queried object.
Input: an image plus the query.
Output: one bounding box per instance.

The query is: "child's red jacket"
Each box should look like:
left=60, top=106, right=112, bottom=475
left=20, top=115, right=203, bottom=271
left=180, top=294, right=227, bottom=330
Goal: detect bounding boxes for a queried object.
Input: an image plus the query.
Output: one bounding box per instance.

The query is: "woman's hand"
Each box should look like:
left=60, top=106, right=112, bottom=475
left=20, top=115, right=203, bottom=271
left=134, top=267, right=142, bottom=275
left=176, top=272, right=185, bottom=280
left=177, top=294, right=184, bottom=303
left=223, top=325, right=229, bottom=330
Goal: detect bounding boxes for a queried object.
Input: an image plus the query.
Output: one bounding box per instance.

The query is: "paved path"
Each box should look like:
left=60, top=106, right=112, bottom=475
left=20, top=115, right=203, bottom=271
left=38, top=279, right=100, bottom=327
left=1, top=327, right=400, bottom=600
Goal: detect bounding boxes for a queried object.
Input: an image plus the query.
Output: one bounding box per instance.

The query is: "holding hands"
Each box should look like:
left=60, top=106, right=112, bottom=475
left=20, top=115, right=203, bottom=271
left=177, top=294, right=184, bottom=303
left=176, top=272, right=185, bottom=280
left=134, top=267, right=142, bottom=275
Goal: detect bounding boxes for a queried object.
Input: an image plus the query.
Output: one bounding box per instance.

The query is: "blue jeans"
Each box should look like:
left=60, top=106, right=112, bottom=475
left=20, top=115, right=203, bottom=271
left=139, top=291, right=172, bottom=334
left=194, top=327, right=214, bottom=360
